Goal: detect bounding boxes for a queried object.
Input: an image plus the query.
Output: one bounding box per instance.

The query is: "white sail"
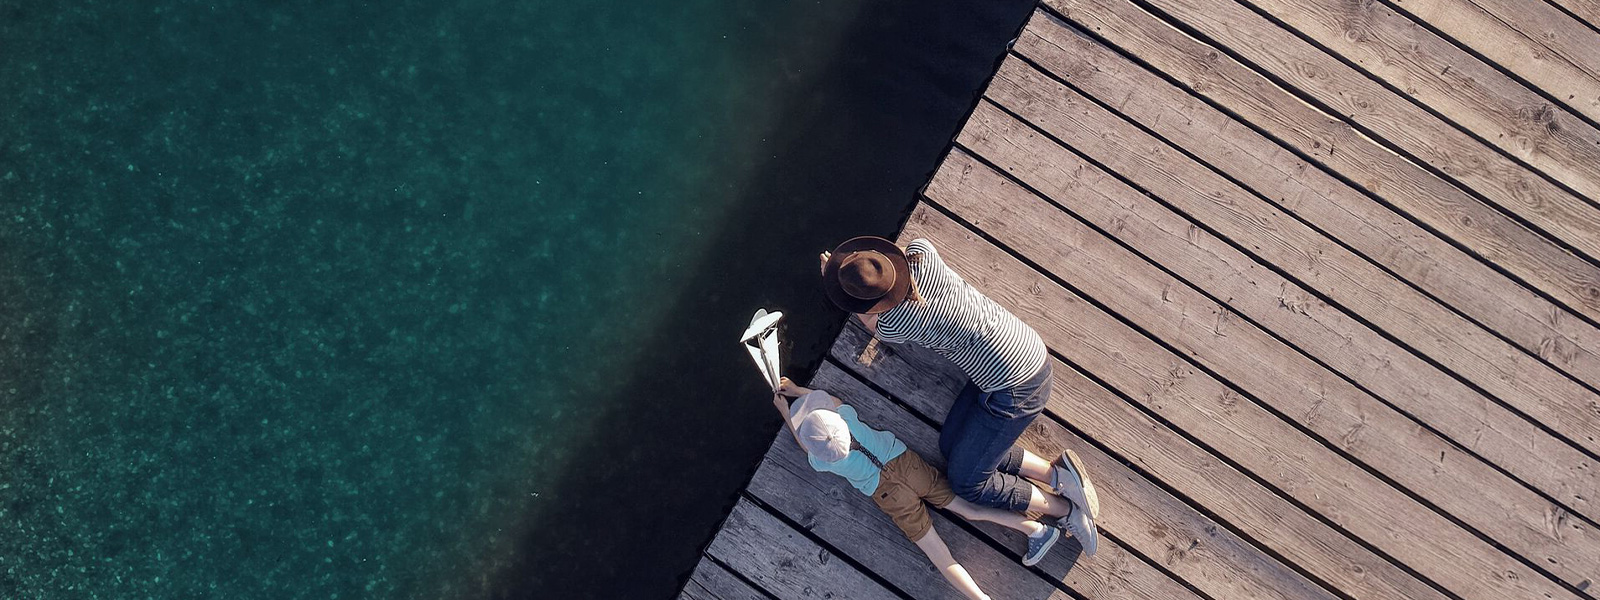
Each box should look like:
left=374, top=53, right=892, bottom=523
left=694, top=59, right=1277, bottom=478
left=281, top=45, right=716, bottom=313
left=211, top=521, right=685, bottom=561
left=741, top=309, right=783, bottom=390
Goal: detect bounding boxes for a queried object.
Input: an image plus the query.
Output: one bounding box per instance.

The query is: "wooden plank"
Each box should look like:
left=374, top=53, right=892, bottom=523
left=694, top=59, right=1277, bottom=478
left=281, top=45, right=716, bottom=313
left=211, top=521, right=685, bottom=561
left=1014, top=13, right=1600, bottom=409
left=958, top=94, right=1600, bottom=469
left=1051, top=0, right=1600, bottom=269
left=1240, top=0, right=1600, bottom=178
left=828, top=317, right=1447, bottom=600
left=1037, top=0, right=1600, bottom=349
left=922, top=156, right=1588, bottom=598
left=1388, top=0, right=1600, bottom=122
left=752, top=364, right=1139, bottom=600
left=886, top=201, right=1585, bottom=599
left=805, top=363, right=1204, bottom=600
left=706, top=499, right=902, bottom=600
left=984, top=50, right=1600, bottom=516
left=1235, top=0, right=1600, bottom=223
left=1547, top=0, right=1600, bottom=31
left=678, top=558, right=769, bottom=600
left=749, top=449, right=1066, bottom=600
left=824, top=335, right=1339, bottom=600
left=746, top=388, right=1073, bottom=600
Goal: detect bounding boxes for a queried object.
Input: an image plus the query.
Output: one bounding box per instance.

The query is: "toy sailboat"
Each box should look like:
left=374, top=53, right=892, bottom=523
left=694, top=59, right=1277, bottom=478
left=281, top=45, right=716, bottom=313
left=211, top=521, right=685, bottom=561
left=740, top=309, right=783, bottom=390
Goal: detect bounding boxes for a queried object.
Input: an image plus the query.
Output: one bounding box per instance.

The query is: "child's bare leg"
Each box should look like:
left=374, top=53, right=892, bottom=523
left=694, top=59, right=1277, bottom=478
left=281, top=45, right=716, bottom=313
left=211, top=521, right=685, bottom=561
left=1018, top=449, right=1054, bottom=482
left=945, top=496, right=1048, bottom=538
left=913, top=526, right=992, bottom=600
left=1027, top=484, right=1074, bottom=517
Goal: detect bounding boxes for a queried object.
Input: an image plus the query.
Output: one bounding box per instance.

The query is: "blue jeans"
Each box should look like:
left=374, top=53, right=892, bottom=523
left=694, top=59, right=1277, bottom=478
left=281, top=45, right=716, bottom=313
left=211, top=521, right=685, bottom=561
left=939, top=362, right=1053, bottom=512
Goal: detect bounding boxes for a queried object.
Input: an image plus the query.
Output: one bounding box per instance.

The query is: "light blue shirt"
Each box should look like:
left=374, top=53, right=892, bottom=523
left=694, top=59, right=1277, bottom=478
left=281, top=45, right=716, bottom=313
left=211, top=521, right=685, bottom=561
left=806, top=404, right=908, bottom=495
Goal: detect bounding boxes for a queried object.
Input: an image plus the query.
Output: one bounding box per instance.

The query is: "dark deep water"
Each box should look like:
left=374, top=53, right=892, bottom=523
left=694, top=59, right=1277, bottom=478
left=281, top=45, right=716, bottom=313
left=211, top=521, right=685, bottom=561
left=0, top=0, right=1036, bottom=597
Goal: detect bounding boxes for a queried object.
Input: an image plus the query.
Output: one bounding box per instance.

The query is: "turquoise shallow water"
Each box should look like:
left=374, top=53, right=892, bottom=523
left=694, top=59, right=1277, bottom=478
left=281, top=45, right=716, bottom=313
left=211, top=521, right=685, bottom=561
left=1, top=1, right=1033, bottom=597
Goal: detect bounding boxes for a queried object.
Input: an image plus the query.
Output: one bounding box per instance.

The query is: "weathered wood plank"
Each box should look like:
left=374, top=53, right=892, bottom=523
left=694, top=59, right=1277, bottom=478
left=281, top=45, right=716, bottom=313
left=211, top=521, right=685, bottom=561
left=825, top=332, right=1339, bottom=600
left=831, top=312, right=1447, bottom=600
left=678, top=558, right=769, bottom=600
left=887, top=201, right=1586, bottom=599
left=1227, top=0, right=1600, bottom=235
left=1236, top=0, right=1600, bottom=188
left=706, top=499, right=902, bottom=600
left=806, top=363, right=1204, bottom=600
left=754, top=363, right=1159, bottom=600
left=747, top=387, right=1072, bottom=600
left=1039, top=0, right=1600, bottom=325
left=1547, top=0, right=1600, bottom=31
left=923, top=155, right=1589, bottom=598
left=983, top=52, right=1600, bottom=518
left=1388, top=0, right=1600, bottom=122
left=1047, top=0, right=1600, bottom=270
left=958, top=97, right=1600, bottom=468
left=1014, top=13, right=1600, bottom=405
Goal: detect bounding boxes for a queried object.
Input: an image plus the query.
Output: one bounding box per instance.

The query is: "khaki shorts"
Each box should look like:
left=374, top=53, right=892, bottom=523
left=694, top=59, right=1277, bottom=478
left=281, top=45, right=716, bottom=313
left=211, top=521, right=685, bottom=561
left=871, top=450, right=956, bottom=542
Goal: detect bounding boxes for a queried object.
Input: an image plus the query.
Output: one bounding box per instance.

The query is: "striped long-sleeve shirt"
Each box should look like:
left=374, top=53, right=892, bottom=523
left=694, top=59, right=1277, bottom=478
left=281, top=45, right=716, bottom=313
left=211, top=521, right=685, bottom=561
left=875, top=239, right=1047, bottom=392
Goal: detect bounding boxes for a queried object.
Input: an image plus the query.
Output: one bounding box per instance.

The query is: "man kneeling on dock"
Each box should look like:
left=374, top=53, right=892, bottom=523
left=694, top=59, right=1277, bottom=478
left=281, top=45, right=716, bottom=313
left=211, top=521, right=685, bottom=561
left=771, top=377, right=1090, bottom=600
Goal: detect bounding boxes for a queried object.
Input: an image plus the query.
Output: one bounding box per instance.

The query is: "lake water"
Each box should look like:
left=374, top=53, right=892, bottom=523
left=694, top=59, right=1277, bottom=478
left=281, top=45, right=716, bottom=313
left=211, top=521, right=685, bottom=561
left=0, top=1, right=1035, bottom=597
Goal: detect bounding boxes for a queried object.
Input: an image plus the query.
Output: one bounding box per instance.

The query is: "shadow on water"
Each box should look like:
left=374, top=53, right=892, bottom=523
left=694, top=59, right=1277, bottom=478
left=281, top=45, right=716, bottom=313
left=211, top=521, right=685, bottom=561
left=488, top=1, right=1037, bottom=597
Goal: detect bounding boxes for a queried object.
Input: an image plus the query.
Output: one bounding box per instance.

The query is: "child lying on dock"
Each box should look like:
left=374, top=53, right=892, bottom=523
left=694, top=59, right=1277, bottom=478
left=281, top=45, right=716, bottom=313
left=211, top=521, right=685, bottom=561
left=771, top=377, right=1086, bottom=600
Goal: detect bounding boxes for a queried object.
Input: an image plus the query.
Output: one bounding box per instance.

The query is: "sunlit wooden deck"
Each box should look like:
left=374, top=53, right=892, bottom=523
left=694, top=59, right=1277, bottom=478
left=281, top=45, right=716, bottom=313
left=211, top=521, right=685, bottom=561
left=678, top=1, right=1600, bottom=598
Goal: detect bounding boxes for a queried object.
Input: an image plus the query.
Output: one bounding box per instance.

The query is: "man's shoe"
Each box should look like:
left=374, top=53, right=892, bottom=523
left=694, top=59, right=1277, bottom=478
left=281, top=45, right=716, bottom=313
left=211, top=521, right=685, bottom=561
left=1049, top=449, right=1100, bottom=519
left=1057, top=502, right=1098, bottom=558
left=1022, top=524, right=1060, bottom=567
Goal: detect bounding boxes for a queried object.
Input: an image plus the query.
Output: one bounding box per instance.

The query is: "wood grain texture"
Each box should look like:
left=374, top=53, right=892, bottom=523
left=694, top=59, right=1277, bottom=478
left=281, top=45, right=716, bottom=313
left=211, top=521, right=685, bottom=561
left=825, top=331, right=1340, bottom=600
left=983, top=52, right=1600, bottom=520
left=957, top=98, right=1600, bottom=469
left=830, top=313, right=1447, bottom=600
left=678, top=558, right=770, bottom=600
left=1229, top=0, right=1600, bottom=242
left=894, top=199, right=1588, bottom=599
left=1041, top=0, right=1600, bottom=324
left=923, top=155, right=1589, bottom=598
left=1235, top=0, right=1600, bottom=195
left=748, top=439, right=1071, bottom=600
left=1388, top=0, right=1600, bottom=122
left=803, top=362, right=1195, bottom=600
left=706, top=499, right=902, bottom=600
left=1014, top=13, right=1600, bottom=401
left=1546, top=0, right=1600, bottom=31
left=1056, top=0, right=1600, bottom=269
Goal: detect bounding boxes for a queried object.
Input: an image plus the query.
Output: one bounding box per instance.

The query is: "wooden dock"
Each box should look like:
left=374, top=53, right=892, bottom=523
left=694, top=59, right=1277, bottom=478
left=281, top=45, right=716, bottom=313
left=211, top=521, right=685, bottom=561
left=679, top=1, right=1600, bottom=598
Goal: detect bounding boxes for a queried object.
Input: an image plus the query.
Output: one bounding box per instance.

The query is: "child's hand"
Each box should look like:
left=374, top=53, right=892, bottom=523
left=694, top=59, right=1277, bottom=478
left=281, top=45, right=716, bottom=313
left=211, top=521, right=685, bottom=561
left=776, top=377, right=809, bottom=398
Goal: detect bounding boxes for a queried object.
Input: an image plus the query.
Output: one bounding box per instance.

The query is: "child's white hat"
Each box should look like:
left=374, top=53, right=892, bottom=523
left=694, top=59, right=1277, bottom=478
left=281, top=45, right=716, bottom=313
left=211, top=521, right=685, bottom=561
left=793, top=390, right=851, bottom=462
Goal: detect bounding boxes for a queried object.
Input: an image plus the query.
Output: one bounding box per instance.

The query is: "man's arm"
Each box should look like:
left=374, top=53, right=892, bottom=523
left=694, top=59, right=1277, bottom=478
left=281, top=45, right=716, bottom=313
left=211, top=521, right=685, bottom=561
left=856, top=312, right=879, bottom=334
left=913, top=528, right=991, bottom=600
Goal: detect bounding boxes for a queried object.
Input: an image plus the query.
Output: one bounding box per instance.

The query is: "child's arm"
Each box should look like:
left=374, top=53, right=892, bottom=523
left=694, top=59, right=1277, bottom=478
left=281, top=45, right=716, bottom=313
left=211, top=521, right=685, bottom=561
left=913, top=528, right=991, bottom=600
left=770, top=391, right=808, bottom=450
left=772, top=378, right=850, bottom=452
